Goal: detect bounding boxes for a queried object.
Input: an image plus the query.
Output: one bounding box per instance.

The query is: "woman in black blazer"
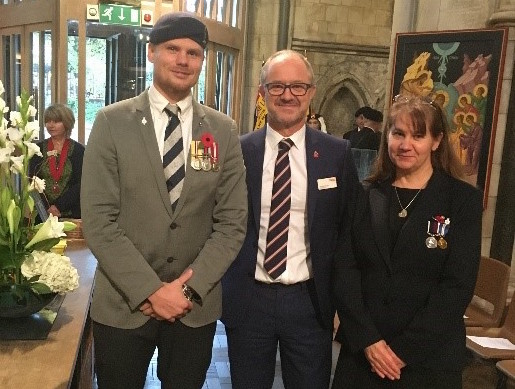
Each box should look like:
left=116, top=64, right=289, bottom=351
left=332, top=95, right=482, bottom=388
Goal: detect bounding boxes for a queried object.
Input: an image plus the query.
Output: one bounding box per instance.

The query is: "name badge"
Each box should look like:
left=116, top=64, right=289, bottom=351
left=317, top=177, right=337, bottom=190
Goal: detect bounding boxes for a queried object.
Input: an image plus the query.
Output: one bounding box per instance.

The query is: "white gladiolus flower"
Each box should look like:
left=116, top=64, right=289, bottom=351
left=7, top=126, right=23, bottom=146
left=29, top=176, right=46, bottom=193
left=0, top=80, right=4, bottom=95
left=21, top=251, right=79, bottom=294
left=28, top=105, right=37, bottom=117
left=25, top=121, right=39, bottom=141
left=9, top=111, right=22, bottom=127
left=9, top=155, right=24, bottom=174
left=0, top=144, right=14, bottom=164
left=24, top=140, right=42, bottom=158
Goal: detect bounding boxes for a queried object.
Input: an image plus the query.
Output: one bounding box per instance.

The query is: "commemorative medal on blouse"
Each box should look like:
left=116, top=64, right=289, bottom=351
left=190, top=141, right=202, bottom=170
left=437, top=238, right=448, bottom=249
left=425, top=236, right=438, bottom=249
left=426, top=216, right=450, bottom=250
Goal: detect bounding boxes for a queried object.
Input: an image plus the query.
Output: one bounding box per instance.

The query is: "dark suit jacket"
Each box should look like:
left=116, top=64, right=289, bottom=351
left=81, top=90, right=247, bottom=329
left=343, top=126, right=378, bottom=150
left=222, top=126, right=361, bottom=330
left=333, top=170, right=482, bottom=373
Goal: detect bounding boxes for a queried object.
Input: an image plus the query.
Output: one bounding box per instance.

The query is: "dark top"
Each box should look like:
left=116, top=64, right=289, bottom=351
left=29, top=138, right=85, bottom=218
left=333, top=170, right=482, bottom=377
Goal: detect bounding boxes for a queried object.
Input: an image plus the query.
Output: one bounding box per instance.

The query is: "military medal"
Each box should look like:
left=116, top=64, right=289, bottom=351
left=437, top=238, right=448, bottom=249
left=426, top=216, right=450, bottom=250
left=190, top=141, right=201, bottom=170
left=425, top=236, right=438, bottom=249
left=201, top=156, right=212, bottom=171
left=211, top=142, right=219, bottom=172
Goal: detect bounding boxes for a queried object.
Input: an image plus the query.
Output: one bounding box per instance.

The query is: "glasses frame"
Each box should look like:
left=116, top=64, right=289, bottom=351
left=264, top=82, right=313, bottom=96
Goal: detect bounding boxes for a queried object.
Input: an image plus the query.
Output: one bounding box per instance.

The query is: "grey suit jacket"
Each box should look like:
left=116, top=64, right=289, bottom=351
left=81, top=90, right=247, bottom=329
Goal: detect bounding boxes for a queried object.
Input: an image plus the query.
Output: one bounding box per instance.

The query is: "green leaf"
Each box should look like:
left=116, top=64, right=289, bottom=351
left=29, top=238, right=61, bottom=252
left=30, top=282, right=53, bottom=295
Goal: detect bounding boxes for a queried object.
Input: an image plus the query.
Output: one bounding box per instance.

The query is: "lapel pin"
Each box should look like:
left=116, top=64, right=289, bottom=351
left=141, top=117, right=147, bottom=125
left=314, top=151, right=319, bottom=158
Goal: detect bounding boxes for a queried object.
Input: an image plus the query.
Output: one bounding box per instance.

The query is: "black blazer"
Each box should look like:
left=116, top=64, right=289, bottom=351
left=222, top=126, right=361, bottom=329
left=333, top=170, right=482, bottom=372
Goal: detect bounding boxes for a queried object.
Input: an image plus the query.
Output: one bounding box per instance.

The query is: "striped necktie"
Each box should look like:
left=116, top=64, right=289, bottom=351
left=264, top=138, right=294, bottom=279
left=163, top=104, right=185, bottom=210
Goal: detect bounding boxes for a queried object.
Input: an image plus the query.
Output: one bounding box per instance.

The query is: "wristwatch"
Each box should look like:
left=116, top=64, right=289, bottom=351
left=182, top=284, right=202, bottom=306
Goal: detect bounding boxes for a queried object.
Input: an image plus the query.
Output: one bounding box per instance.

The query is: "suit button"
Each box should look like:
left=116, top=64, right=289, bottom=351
left=170, top=222, right=178, bottom=229
left=166, top=257, right=174, bottom=263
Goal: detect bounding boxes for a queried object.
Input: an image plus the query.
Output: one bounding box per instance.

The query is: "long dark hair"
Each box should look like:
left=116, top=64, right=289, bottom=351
left=367, top=95, right=464, bottom=183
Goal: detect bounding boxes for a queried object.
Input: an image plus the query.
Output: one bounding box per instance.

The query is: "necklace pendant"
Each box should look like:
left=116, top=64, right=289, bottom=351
left=398, top=209, right=408, bottom=218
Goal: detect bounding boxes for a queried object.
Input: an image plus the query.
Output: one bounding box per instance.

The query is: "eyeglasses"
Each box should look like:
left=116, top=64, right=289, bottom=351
left=393, top=94, right=437, bottom=110
left=265, top=83, right=312, bottom=96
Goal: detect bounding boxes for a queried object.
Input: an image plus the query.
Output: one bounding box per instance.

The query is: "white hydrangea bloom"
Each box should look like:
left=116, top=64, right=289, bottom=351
left=21, top=250, right=79, bottom=294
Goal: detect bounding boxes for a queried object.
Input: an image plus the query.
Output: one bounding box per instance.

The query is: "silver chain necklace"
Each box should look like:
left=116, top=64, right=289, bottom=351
left=394, top=187, right=422, bottom=218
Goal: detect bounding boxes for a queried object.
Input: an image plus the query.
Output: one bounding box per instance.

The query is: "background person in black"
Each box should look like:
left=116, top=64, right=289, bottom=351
left=343, top=106, right=378, bottom=150
left=363, top=107, right=383, bottom=151
left=29, top=103, right=84, bottom=219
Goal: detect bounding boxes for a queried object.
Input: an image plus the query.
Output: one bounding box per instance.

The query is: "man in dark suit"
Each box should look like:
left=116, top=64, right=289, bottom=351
left=363, top=107, right=383, bottom=150
left=81, top=12, right=247, bottom=389
left=221, top=50, right=361, bottom=389
left=343, top=106, right=379, bottom=150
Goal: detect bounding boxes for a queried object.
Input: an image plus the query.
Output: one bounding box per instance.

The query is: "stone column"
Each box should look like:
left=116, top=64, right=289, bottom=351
left=488, top=1, right=515, bottom=297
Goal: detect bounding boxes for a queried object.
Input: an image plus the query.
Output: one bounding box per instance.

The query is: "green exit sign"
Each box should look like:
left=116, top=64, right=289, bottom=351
left=99, top=4, right=141, bottom=26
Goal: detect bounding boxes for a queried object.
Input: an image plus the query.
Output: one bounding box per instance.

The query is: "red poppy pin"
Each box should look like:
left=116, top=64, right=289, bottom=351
left=201, top=132, right=214, bottom=149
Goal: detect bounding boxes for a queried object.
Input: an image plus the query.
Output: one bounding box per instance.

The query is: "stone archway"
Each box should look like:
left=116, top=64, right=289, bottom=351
left=316, top=78, right=369, bottom=138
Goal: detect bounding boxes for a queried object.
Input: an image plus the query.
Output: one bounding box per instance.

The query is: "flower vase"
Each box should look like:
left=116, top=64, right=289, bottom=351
left=0, top=284, right=57, bottom=318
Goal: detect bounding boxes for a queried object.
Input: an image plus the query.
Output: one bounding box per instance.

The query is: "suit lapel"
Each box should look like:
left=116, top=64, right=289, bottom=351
left=134, top=91, right=175, bottom=219
left=305, top=128, right=320, bottom=233
left=247, top=129, right=266, bottom=235
left=370, top=182, right=392, bottom=271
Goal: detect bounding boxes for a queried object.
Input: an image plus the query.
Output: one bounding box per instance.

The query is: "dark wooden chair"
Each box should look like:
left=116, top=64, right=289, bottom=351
left=465, top=256, right=510, bottom=328
left=496, top=360, right=515, bottom=389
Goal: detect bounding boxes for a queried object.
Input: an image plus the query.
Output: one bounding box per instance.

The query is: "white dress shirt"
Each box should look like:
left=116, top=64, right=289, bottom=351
left=255, top=125, right=312, bottom=284
left=148, top=84, right=193, bottom=164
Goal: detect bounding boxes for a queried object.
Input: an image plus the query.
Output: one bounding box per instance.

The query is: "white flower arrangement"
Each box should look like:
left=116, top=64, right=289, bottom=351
left=0, top=80, right=79, bottom=299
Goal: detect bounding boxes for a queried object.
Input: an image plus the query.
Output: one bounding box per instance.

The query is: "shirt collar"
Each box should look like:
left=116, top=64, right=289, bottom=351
left=266, top=124, right=306, bottom=151
left=148, top=84, right=193, bottom=115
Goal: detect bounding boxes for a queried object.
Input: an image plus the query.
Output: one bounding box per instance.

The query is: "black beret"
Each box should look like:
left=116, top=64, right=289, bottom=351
left=363, top=108, right=383, bottom=122
left=354, top=106, right=370, bottom=117
left=149, top=12, right=208, bottom=48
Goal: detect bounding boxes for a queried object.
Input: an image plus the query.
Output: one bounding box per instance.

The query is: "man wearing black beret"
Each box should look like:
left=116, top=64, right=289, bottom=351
left=82, top=11, right=247, bottom=389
